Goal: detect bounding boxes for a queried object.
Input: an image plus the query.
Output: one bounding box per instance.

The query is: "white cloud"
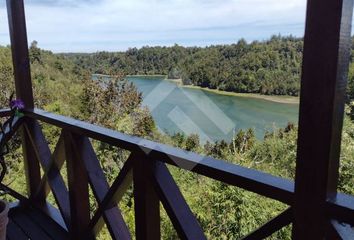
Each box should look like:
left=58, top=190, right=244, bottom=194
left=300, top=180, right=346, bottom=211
left=0, top=0, right=308, bottom=52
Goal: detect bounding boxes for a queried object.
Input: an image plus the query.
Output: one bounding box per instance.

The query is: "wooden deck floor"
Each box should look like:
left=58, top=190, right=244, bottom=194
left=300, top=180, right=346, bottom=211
left=7, top=205, right=69, bottom=240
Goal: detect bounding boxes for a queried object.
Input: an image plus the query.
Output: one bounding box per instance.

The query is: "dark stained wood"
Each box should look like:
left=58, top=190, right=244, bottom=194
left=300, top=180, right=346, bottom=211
left=21, top=121, right=44, bottom=203
left=327, top=193, right=354, bottom=226
left=0, top=116, right=23, bottom=147
left=0, top=109, right=11, bottom=118
left=241, top=208, right=293, bottom=240
left=329, top=220, right=354, bottom=240
left=24, top=124, right=71, bottom=228
left=72, top=135, right=131, bottom=240
left=7, top=205, right=69, bottom=240
left=6, top=0, right=44, bottom=205
left=327, top=221, right=343, bottom=240
left=18, top=108, right=354, bottom=238
left=4, top=0, right=354, bottom=238
left=89, top=155, right=133, bottom=234
left=35, top=132, right=66, bottom=198
left=64, top=131, right=92, bottom=239
left=10, top=208, right=52, bottom=240
left=38, top=202, right=68, bottom=231
left=293, top=0, right=354, bottom=238
left=0, top=183, right=28, bottom=203
left=6, top=0, right=34, bottom=109
left=27, top=109, right=294, bottom=204
left=22, top=207, right=69, bottom=240
left=133, top=153, right=160, bottom=240
left=152, top=161, right=206, bottom=240
left=6, top=219, right=28, bottom=240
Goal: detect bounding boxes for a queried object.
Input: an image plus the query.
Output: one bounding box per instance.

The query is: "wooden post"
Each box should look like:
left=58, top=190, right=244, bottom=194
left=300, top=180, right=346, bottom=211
left=6, top=0, right=43, bottom=202
left=6, top=0, right=34, bottom=108
left=133, top=153, right=160, bottom=240
left=293, top=0, right=353, bottom=238
left=64, top=131, right=92, bottom=239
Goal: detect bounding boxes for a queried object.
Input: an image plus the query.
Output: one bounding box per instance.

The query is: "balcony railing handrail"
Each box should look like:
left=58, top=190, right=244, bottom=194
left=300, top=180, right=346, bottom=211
left=4, top=0, right=354, bottom=237
left=0, top=109, right=354, bottom=239
left=24, top=108, right=294, bottom=204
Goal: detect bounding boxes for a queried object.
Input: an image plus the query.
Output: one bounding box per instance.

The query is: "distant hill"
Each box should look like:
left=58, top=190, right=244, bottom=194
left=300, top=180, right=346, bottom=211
left=64, top=35, right=303, bottom=96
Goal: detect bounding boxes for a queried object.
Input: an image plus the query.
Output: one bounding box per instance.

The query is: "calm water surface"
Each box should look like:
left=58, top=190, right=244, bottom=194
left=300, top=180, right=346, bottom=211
left=124, top=76, right=299, bottom=142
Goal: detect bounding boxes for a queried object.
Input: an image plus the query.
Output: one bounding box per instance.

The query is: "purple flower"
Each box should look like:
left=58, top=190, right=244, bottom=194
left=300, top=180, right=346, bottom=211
left=10, top=99, right=25, bottom=110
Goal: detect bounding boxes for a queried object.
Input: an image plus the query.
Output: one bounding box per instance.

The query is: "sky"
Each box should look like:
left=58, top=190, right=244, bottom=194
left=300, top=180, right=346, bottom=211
left=0, top=0, right=308, bottom=52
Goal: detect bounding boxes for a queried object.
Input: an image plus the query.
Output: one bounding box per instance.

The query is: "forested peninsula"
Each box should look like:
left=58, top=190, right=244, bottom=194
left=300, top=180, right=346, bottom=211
left=65, top=35, right=303, bottom=96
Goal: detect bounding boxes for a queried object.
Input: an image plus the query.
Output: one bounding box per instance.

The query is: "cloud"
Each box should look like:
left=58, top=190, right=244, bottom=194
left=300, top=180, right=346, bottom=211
left=0, top=0, right=308, bottom=52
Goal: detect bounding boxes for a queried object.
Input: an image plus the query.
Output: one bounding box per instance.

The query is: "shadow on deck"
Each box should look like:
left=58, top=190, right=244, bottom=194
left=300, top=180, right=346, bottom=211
left=7, top=204, right=69, bottom=240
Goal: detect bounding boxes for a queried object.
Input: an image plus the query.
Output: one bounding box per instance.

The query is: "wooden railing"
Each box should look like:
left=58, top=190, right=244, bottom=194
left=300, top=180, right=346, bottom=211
left=1, top=108, right=353, bottom=239
left=4, top=0, right=354, bottom=239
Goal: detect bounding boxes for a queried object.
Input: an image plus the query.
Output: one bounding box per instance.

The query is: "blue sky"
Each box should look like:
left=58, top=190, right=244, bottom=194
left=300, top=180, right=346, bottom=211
left=0, top=0, right=308, bottom=52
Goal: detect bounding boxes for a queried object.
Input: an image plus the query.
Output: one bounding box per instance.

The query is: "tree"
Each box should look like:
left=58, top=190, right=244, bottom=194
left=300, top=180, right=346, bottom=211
left=29, top=41, right=42, bottom=64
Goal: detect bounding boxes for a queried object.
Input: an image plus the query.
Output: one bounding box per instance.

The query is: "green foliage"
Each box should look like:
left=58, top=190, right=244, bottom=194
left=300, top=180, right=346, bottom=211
left=0, top=46, right=14, bottom=106
left=0, top=39, right=353, bottom=240
left=204, top=140, right=228, bottom=159
left=29, top=41, right=42, bottom=64
left=67, top=35, right=303, bottom=96
left=198, top=182, right=291, bottom=239
left=185, top=133, right=200, bottom=151
left=338, top=117, right=354, bottom=195
left=231, top=128, right=256, bottom=153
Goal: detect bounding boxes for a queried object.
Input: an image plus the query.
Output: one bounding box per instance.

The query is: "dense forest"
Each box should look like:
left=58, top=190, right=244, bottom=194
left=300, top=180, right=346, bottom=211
left=0, top=35, right=354, bottom=239
left=67, top=35, right=303, bottom=96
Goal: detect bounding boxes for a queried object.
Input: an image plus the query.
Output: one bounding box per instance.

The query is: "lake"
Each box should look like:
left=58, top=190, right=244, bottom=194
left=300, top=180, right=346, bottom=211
left=124, top=76, right=299, bottom=142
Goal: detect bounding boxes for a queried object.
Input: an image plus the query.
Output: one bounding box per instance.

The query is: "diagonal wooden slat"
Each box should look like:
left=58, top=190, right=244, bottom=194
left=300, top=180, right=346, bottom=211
left=34, top=134, right=66, bottom=199
left=0, top=183, right=29, bottom=203
left=26, top=109, right=294, bottom=205
left=21, top=122, right=44, bottom=202
left=151, top=160, right=206, bottom=240
left=0, top=116, right=23, bottom=144
left=24, top=123, right=71, bottom=228
left=241, top=208, right=293, bottom=240
left=71, top=135, right=131, bottom=240
left=88, top=155, right=133, bottom=238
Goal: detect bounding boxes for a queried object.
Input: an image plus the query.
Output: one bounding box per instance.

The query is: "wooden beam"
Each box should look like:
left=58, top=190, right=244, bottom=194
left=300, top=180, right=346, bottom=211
left=64, top=131, right=92, bottom=239
left=6, top=0, right=34, bottom=108
left=133, top=153, right=160, bottom=240
left=293, top=0, right=354, bottom=238
left=152, top=161, right=206, bottom=240
left=327, top=193, right=354, bottom=226
left=34, top=132, right=66, bottom=199
left=25, top=109, right=294, bottom=205
left=88, top=155, right=133, bottom=236
left=74, top=136, right=131, bottom=240
left=329, top=220, right=354, bottom=239
left=241, top=208, right=292, bottom=240
left=24, top=125, right=71, bottom=228
left=21, top=121, right=44, bottom=202
left=6, top=0, right=42, bottom=204
left=0, top=109, right=11, bottom=118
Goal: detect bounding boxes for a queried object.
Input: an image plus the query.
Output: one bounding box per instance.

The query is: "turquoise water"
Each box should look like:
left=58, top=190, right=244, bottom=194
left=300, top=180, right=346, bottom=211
left=124, top=76, right=299, bottom=142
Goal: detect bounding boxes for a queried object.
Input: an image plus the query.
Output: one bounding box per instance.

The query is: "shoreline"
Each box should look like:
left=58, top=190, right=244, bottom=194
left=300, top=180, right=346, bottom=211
left=181, top=85, right=299, bottom=104
left=127, top=74, right=167, bottom=78
left=96, top=74, right=300, bottom=104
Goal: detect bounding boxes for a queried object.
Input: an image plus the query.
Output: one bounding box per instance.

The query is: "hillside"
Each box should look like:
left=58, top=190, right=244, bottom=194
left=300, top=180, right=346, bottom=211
left=0, top=39, right=353, bottom=239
